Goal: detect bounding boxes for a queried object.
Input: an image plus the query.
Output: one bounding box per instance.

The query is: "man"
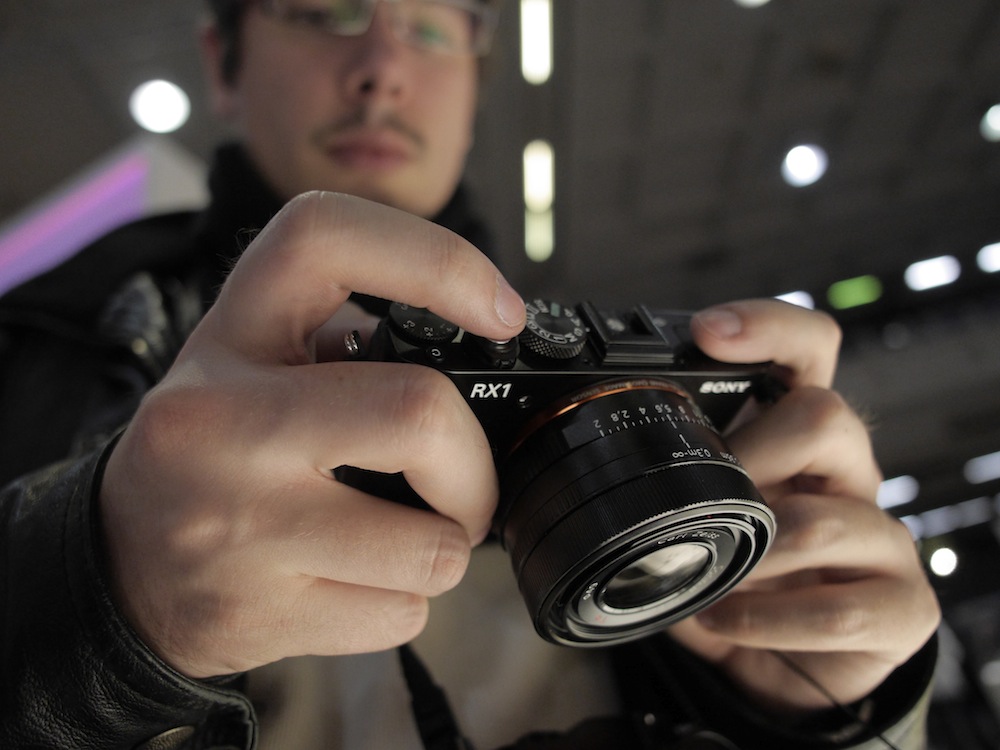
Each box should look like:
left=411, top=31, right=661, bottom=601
left=0, top=1, right=940, bottom=748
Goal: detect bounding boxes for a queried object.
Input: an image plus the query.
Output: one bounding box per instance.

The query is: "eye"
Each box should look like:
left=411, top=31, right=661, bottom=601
left=402, top=5, right=473, bottom=53
left=278, top=0, right=369, bottom=31
left=285, top=7, right=335, bottom=27
left=410, top=20, right=455, bottom=50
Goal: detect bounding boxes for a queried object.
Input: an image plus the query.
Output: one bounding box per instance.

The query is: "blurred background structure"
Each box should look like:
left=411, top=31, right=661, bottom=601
left=1, top=1, right=999, bottom=745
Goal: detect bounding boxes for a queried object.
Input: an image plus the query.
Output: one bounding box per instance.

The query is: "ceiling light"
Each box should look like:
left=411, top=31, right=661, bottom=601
left=129, top=79, right=190, bottom=134
left=903, top=255, right=961, bottom=291
left=964, top=451, right=1000, bottom=484
left=523, top=140, right=554, bottom=212
left=775, top=291, right=815, bottom=309
left=734, top=0, right=771, bottom=6
left=978, top=242, right=1000, bottom=273
left=521, top=0, right=552, bottom=85
left=981, top=104, right=1000, bottom=142
left=919, top=498, right=992, bottom=537
left=929, top=547, right=958, bottom=577
left=877, top=475, right=920, bottom=509
left=827, top=274, right=882, bottom=309
left=525, top=209, right=554, bottom=262
left=523, top=139, right=554, bottom=262
left=781, top=144, right=828, bottom=187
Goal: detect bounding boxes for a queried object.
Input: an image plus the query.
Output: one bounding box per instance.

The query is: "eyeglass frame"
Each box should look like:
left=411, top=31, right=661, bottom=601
left=253, top=0, right=500, bottom=57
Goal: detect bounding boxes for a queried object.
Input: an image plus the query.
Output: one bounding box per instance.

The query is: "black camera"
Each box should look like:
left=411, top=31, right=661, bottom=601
left=345, top=299, right=777, bottom=648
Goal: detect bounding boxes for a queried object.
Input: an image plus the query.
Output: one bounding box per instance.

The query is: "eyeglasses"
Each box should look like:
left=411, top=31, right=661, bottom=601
left=256, top=0, right=498, bottom=57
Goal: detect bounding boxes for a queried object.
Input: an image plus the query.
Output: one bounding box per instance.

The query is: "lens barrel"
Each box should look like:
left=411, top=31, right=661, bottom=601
left=496, top=379, right=774, bottom=647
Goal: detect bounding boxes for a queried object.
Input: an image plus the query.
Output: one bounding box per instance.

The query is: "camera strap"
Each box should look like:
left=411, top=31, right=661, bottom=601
left=398, top=644, right=475, bottom=750
left=396, top=642, right=741, bottom=750
left=609, top=638, right=741, bottom=749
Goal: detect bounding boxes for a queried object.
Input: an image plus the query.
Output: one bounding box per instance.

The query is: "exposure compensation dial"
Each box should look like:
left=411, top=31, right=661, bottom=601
left=521, top=299, right=587, bottom=360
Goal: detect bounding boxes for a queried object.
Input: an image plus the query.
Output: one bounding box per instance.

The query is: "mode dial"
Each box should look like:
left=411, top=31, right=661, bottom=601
left=388, top=303, right=459, bottom=345
left=520, top=299, right=587, bottom=359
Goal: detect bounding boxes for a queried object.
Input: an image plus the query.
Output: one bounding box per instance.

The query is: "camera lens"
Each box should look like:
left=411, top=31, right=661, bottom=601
left=495, top=378, right=774, bottom=647
left=603, top=543, right=711, bottom=610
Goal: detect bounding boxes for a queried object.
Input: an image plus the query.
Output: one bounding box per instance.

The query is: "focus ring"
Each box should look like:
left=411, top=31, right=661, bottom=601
left=512, top=460, right=765, bottom=598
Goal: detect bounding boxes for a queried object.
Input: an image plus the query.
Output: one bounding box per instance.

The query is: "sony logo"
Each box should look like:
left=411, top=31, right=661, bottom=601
left=699, top=380, right=753, bottom=395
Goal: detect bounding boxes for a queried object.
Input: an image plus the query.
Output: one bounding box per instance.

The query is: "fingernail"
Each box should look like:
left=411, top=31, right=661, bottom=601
left=494, top=274, right=524, bottom=328
left=693, top=307, right=743, bottom=340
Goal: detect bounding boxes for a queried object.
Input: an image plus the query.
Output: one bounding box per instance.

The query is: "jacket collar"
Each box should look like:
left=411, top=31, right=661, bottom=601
left=201, top=142, right=494, bottom=271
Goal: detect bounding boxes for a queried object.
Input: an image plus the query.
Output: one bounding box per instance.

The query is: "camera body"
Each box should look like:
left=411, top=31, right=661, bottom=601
left=351, top=299, right=777, bottom=647
left=364, top=300, right=775, bottom=454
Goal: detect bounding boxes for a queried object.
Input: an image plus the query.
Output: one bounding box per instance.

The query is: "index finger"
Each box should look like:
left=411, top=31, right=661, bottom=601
left=690, top=299, right=841, bottom=389
left=208, top=191, right=526, bottom=363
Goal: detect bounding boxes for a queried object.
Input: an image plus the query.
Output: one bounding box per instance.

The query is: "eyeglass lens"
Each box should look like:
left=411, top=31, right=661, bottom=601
left=272, top=0, right=490, bottom=55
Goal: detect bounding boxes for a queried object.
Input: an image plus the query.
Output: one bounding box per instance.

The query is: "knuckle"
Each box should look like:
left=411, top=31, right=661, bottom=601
left=920, top=587, right=943, bottom=636
left=254, top=190, right=326, bottom=255
left=787, top=386, right=852, bottom=430
left=430, top=227, right=475, bottom=284
left=390, top=594, right=432, bottom=643
left=885, top=515, right=918, bottom=551
left=811, top=308, right=843, bottom=351
left=417, top=524, right=471, bottom=595
left=128, top=384, right=218, bottom=465
left=355, top=594, right=430, bottom=650
left=786, top=388, right=874, bottom=451
left=777, top=500, right=848, bottom=556
left=820, top=595, right=871, bottom=642
left=390, top=367, right=465, bottom=449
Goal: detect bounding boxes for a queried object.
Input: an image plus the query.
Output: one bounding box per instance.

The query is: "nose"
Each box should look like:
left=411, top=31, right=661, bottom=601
left=341, top=4, right=412, bottom=104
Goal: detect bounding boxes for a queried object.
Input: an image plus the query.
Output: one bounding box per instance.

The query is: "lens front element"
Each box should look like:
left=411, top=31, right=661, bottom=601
left=496, top=379, right=775, bottom=647
left=604, top=543, right=712, bottom=610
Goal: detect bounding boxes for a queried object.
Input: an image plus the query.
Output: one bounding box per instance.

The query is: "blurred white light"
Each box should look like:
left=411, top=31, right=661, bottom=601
left=920, top=506, right=961, bottom=537
left=981, top=104, right=1000, bottom=142
left=775, top=291, right=815, bottom=309
left=958, top=497, right=993, bottom=527
left=525, top=208, right=554, bottom=262
left=929, top=547, right=958, bottom=577
left=523, top=140, right=554, bottom=212
left=520, top=0, right=552, bottom=85
left=978, top=242, right=1000, bottom=273
left=964, top=451, right=1000, bottom=484
left=877, top=475, right=920, bottom=509
left=781, top=144, right=828, bottom=187
left=130, top=79, right=190, bottom=134
left=734, top=0, right=771, bottom=6
left=904, top=255, right=961, bottom=291
left=918, top=498, right=991, bottom=537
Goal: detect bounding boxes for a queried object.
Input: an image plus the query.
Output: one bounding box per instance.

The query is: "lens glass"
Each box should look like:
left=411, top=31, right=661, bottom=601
left=603, top=543, right=711, bottom=611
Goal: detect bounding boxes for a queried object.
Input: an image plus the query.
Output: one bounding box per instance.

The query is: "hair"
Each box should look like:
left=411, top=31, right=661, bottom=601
left=204, top=0, right=504, bottom=86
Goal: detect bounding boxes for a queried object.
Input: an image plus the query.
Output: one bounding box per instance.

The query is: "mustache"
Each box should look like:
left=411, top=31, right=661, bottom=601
left=313, top=108, right=426, bottom=150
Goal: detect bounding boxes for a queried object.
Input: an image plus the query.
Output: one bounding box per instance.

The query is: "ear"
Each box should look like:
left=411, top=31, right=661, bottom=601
left=199, top=21, right=240, bottom=121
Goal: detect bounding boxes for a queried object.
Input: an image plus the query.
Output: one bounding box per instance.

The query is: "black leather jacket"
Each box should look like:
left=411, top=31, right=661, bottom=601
left=0, top=145, right=936, bottom=749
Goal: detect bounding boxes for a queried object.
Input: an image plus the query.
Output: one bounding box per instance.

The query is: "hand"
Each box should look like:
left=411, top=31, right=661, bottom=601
left=668, top=300, right=940, bottom=713
left=99, top=192, right=526, bottom=678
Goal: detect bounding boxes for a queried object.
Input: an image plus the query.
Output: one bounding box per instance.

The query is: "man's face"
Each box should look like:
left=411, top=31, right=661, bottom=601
left=206, top=3, right=480, bottom=218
